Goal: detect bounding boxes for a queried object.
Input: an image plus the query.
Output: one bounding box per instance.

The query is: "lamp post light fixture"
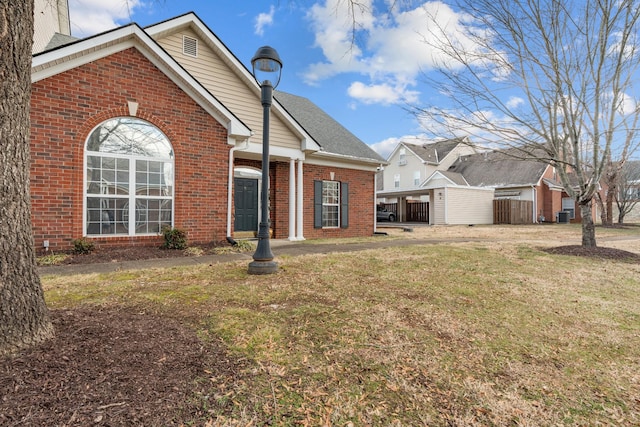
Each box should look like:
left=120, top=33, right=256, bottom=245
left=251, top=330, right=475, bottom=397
left=248, top=46, right=282, bottom=275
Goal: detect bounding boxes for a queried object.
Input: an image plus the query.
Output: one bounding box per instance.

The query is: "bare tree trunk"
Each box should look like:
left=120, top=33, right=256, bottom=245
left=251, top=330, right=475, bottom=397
left=580, top=200, right=597, bottom=248
left=0, top=1, right=53, bottom=355
left=595, top=192, right=607, bottom=225
left=618, top=212, right=626, bottom=224
left=605, top=185, right=615, bottom=226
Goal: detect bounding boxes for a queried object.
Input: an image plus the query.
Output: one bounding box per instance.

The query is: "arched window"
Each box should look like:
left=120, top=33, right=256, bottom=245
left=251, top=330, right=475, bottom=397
left=85, top=118, right=174, bottom=236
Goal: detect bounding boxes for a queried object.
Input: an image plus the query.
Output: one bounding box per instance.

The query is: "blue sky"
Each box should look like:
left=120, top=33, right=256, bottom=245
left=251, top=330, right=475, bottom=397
left=66, top=0, right=473, bottom=159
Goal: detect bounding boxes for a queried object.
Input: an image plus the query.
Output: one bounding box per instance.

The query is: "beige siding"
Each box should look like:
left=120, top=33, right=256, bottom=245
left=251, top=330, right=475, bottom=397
left=445, top=187, right=494, bottom=225
left=438, top=144, right=476, bottom=170
left=432, top=189, right=446, bottom=224
left=426, top=177, right=453, bottom=188
left=384, top=148, right=423, bottom=191
left=34, top=0, right=70, bottom=53
left=155, top=29, right=300, bottom=150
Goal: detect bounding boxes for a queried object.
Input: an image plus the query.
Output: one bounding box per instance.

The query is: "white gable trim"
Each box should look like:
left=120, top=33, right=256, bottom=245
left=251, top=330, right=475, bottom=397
left=145, top=13, right=321, bottom=153
left=32, top=24, right=251, bottom=141
left=422, top=170, right=477, bottom=190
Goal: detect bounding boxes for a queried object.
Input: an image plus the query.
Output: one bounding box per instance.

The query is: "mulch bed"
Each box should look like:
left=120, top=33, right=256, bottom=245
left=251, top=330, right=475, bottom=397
left=57, top=242, right=224, bottom=265
left=542, top=245, right=640, bottom=261
left=0, top=307, right=245, bottom=426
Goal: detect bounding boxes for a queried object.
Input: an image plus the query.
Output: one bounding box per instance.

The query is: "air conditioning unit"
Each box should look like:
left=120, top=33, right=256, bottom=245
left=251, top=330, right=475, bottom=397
left=398, top=159, right=407, bottom=166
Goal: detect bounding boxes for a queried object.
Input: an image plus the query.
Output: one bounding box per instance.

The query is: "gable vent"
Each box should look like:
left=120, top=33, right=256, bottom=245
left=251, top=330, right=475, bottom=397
left=182, top=35, right=198, bottom=57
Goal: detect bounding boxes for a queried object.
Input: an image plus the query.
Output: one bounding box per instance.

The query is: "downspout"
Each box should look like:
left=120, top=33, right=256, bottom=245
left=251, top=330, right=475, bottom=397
left=226, top=137, right=251, bottom=243
left=532, top=185, right=537, bottom=223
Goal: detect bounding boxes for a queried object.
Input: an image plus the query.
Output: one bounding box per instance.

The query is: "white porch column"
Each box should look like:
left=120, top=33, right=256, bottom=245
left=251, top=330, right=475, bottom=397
left=288, top=158, right=296, bottom=240
left=296, top=159, right=305, bottom=240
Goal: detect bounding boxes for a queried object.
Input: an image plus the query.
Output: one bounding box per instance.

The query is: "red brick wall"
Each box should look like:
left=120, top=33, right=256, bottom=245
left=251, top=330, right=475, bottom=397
left=233, top=159, right=376, bottom=239
left=301, top=163, right=375, bottom=239
left=30, top=48, right=230, bottom=252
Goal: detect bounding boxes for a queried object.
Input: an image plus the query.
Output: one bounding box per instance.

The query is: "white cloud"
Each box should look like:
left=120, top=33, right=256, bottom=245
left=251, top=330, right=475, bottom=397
left=617, top=92, right=638, bottom=115
left=69, top=0, right=144, bottom=37
left=506, top=96, right=524, bottom=109
left=255, top=5, right=276, bottom=36
left=370, top=136, right=402, bottom=159
left=304, top=1, right=494, bottom=107
left=370, top=134, right=435, bottom=159
left=348, top=81, right=419, bottom=105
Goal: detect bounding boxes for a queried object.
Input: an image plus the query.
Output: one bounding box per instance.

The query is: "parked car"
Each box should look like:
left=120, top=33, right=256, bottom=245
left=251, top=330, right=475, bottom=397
left=376, top=206, right=396, bottom=222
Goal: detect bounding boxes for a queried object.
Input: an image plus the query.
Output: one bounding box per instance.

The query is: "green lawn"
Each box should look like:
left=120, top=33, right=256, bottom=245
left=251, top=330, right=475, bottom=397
left=41, top=225, right=640, bottom=426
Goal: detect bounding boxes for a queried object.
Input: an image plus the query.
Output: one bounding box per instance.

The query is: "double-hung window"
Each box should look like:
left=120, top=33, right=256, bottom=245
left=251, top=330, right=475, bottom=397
left=85, top=118, right=174, bottom=236
left=314, top=180, right=349, bottom=229
left=322, top=181, right=340, bottom=227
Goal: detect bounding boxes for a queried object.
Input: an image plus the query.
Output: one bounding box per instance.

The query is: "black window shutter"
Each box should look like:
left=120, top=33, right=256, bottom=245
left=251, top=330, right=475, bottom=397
left=341, top=182, right=349, bottom=228
left=314, top=180, right=323, bottom=229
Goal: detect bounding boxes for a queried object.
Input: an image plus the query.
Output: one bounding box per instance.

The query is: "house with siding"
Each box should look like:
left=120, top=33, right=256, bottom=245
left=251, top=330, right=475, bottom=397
left=377, top=138, right=494, bottom=225
left=31, top=11, right=385, bottom=252
left=448, top=150, right=595, bottom=224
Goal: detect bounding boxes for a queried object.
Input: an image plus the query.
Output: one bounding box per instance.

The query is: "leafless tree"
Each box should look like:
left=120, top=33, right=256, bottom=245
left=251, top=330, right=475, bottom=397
left=0, top=1, right=53, bottom=355
left=415, top=0, right=640, bottom=247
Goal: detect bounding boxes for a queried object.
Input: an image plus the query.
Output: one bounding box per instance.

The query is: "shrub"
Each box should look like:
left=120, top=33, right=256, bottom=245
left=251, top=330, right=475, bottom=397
left=213, top=240, right=255, bottom=254
left=162, top=226, right=187, bottom=250
left=183, top=246, right=204, bottom=257
left=37, top=253, right=70, bottom=266
left=72, top=237, right=95, bottom=254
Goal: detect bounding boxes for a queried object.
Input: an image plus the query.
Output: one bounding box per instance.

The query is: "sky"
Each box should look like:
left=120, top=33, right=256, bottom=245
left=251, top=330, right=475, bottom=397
left=66, top=0, right=476, bottom=159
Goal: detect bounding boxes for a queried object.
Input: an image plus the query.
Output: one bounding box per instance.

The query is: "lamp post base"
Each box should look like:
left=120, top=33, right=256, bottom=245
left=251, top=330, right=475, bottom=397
left=248, top=259, right=278, bottom=275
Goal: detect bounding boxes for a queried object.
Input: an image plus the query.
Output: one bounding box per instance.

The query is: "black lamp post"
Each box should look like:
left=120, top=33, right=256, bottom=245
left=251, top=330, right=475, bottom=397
left=248, top=46, right=282, bottom=275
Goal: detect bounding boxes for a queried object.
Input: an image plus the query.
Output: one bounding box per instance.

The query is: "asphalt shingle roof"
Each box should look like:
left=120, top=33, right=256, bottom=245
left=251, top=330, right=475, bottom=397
left=275, top=91, right=385, bottom=163
left=405, top=139, right=464, bottom=164
left=43, top=33, right=78, bottom=51
left=448, top=149, right=549, bottom=187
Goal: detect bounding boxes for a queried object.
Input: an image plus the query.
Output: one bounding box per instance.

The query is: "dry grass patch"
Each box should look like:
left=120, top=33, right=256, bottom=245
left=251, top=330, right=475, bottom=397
left=33, top=226, right=640, bottom=425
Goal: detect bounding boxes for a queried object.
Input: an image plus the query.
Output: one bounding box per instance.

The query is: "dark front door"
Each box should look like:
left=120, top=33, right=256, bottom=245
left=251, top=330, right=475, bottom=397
left=234, top=177, right=258, bottom=232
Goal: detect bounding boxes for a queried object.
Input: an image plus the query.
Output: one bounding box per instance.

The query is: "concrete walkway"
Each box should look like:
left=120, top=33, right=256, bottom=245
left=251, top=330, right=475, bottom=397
left=38, top=232, right=442, bottom=276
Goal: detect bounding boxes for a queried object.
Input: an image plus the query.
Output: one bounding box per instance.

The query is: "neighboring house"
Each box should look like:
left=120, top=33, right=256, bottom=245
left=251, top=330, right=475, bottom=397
left=380, top=138, right=477, bottom=195
left=31, top=12, right=385, bottom=252
left=447, top=149, right=600, bottom=224
left=377, top=138, right=492, bottom=225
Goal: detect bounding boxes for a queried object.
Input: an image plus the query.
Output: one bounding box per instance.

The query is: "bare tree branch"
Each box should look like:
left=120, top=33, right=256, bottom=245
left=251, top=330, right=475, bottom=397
left=413, top=0, right=640, bottom=247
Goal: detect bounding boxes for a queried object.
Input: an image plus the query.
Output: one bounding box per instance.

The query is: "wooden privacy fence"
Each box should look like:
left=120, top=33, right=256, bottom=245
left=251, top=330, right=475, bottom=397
left=407, top=202, right=429, bottom=222
left=493, top=199, right=533, bottom=224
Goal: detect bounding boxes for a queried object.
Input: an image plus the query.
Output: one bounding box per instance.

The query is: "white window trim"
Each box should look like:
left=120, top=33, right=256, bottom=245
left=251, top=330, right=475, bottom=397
left=322, top=180, right=340, bottom=228
left=83, top=120, right=175, bottom=237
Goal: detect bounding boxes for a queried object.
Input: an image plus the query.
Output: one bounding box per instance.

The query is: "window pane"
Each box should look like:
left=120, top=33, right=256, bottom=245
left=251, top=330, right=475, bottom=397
left=323, top=206, right=339, bottom=227
left=136, top=160, right=173, bottom=196
left=322, top=181, right=339, bottom=204
left=86, top=197, right=130, bottom=235
left=134, top=199, right=172, bottom=234
left=86, top=118, right=173, bottom=158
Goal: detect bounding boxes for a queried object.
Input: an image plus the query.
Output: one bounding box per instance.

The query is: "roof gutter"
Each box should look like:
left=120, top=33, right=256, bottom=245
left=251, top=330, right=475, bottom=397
left=312, top=150, right=388, bottom=166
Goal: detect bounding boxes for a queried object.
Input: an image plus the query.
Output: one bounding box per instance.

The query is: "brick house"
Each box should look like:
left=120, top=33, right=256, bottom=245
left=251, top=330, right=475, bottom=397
left=447, top=149, right=603, bottom=224
left=31, top=13, right=385, bottom=252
